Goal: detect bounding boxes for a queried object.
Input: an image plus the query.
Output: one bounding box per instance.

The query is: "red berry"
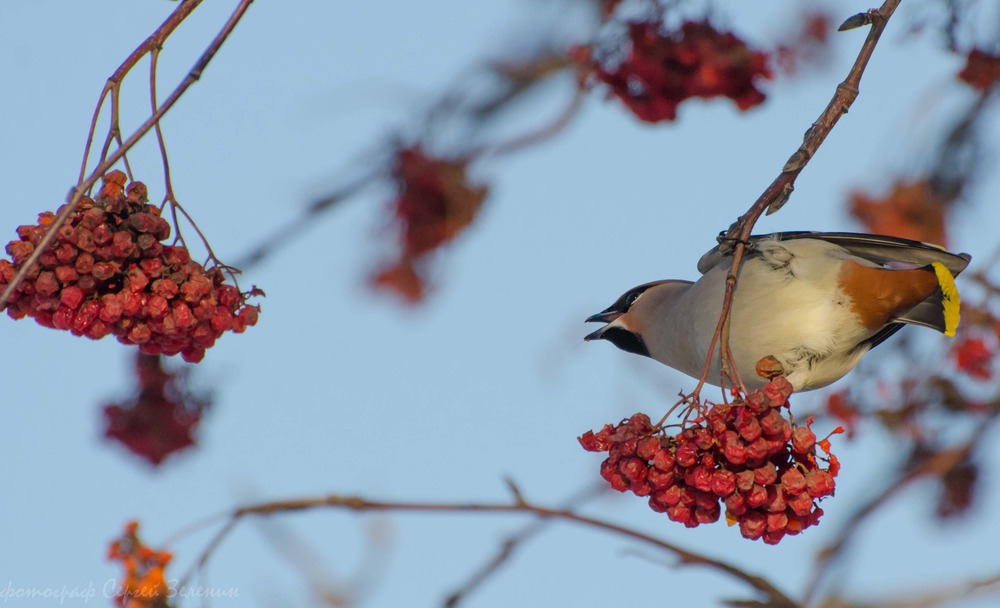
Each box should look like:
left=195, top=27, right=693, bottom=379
left=76, top=228, right=96, bottom=252
left=217, top=284, right=240, bottom=310
left=52, top=306, right=75, bottom=330
left=618, top=457, right=649, bottom=484
left=675, top=442, right=699, bottom=467
left=710, top=469, right=737, bottom=497
left=787, top=491, right=814, bottom=517
left=75, top=252, right=95, bottom=274
left=92, top=261, right=118, bottom=281
left=739, top=511, right=766, bottom=540
left=60, top=285, right=85, bottom=309
left=152, top=278, right=179, bottom=299
left=666, top=504, right=694, bottom=526
left=54, top=265, right=78, bottom=284
left=34, top=271, right=59, bottom=296
left=126, top=267, right=149, bottom=293
left=579, top=426, right=614, bottom=452
left=764, top=377, right=793, bottom=405
left=791, top=426, right=816, bottom=454
left=647, top=466, right=676, bottom=489
left=93, top=224, right=113, bottom=246
left=805, top=469, right=836, bottom=498
left=765, top=486, right=787, bottom=513
left=7, top=240, right=34, bottom=265
left=127, top=323, right=152, bottom=344
left=753, top=464, right=778, bottom=487
left=781, top=467, right=807, bottom=495
left=735, top=470, right=755, bottom=492
left=766, top=512, right=788, bottom=532
left=145, top=295, right=170, bottom=319
left=636, top=436, right=662, bottom=460
left=71, top=300, right=100, bottom=334
left=745, top=484, right=768, bottom=508
left=601, top=459, right=629, bottom=492
left=724, top=491, right=748, bottom=516
left=163, top=246, right=190, bottom=266
left=687, top=465, right=714, bottom=493
left=55, top=243, right=77, bottom=264
left=121, top=291, right=143, bottom=317
left=758, top=409, right=789, bottom=437
left=99, top=294, right=123, bottom=323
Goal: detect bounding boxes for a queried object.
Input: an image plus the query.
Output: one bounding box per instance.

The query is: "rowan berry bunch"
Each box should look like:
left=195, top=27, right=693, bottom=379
left=0, top=170, right=260, bottom=363
left=579, top=376, right=840, bottom=544
left=573, top=19, right=772, bottom=123
left=371, top=145, right=487, bottom=303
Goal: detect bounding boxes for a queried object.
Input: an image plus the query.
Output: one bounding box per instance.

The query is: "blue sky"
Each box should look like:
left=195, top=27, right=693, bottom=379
left=2, top=1, right=999, bottom=607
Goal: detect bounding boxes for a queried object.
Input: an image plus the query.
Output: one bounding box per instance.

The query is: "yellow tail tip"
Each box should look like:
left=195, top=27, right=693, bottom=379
left=932, top=262, right=961, bottom=336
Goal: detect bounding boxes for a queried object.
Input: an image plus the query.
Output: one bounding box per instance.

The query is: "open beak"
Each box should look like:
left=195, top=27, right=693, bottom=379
left=585, top=309, right=622, bottom=324
left=584, top=307, right=621, bottom=342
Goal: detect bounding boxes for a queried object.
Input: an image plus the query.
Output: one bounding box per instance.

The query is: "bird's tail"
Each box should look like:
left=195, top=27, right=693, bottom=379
left=893, top=262, right=961, bottom=336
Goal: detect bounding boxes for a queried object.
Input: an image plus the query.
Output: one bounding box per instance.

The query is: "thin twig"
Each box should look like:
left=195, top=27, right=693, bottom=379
left=442, top=482, right=605, bottom=608
left=473, top=88, right=586, bottom=159
left=0, top=0, right=254, bottom=311
left=77, top=0, right=204, bottom=187
left=697, top=1, right=902, bottom=393
left=176, top=493, right=798, bottom=608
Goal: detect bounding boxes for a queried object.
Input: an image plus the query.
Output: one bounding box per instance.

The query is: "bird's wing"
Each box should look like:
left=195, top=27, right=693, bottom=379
left=698, top=231, right=972, bottom=276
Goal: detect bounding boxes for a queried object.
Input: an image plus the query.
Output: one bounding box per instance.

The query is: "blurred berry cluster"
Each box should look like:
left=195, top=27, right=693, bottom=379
left=574, top=20, right=772, bottom=122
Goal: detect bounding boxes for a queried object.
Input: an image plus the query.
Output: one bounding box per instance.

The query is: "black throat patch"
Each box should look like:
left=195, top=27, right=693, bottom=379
left=600, top=327, right=650, bottom=358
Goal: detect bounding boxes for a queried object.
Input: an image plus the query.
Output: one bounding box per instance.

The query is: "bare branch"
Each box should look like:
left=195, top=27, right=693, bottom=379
left=177, top=492, right=798, bottom=608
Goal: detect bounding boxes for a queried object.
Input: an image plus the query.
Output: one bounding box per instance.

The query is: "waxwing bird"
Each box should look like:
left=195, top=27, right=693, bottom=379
left=585, top=232, right=972, bottom=391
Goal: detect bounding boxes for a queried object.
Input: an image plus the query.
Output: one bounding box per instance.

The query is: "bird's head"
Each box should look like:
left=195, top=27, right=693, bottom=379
left=584, top=280, right=691, bottom=358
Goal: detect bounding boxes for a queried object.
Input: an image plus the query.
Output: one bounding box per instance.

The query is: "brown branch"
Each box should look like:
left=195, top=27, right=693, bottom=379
left=0, top=0, right=254, bottom=312
left=176, top=493, right=798, bottom=608
left=695, top=1, right=902, bottom=394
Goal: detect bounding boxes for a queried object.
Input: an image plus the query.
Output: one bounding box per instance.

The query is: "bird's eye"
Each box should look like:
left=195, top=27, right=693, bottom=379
left=625, top=290, right=641, bottom=307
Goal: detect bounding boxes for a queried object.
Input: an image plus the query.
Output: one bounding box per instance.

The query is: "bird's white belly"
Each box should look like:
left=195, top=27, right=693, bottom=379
left=660, top=259, right=871, bottom=390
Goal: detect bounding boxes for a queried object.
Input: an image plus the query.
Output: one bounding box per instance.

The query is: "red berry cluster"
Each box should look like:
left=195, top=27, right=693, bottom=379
left=371, top=145, right=488, bottom=303
left=0, top=170, right=259, bottom=363
left=579, top=377, right=839, bottom=544
left=574, top=20, right=772, bottom=123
